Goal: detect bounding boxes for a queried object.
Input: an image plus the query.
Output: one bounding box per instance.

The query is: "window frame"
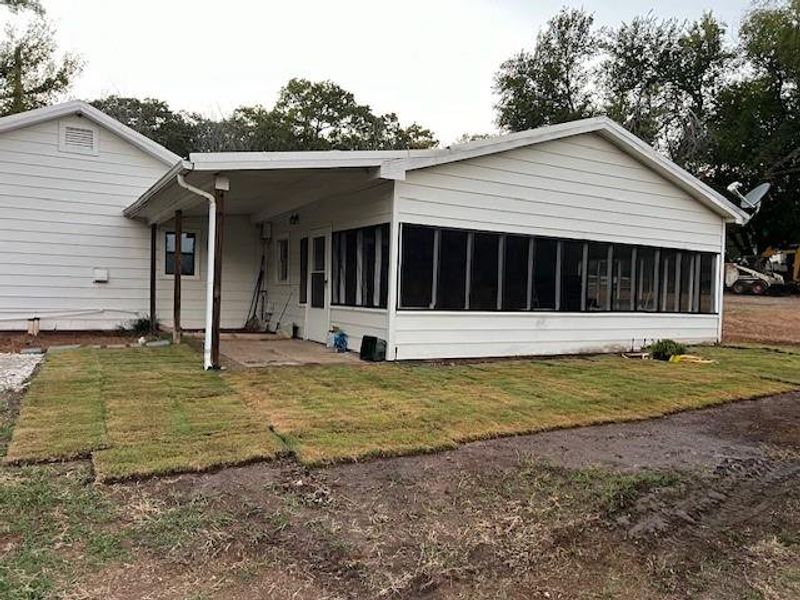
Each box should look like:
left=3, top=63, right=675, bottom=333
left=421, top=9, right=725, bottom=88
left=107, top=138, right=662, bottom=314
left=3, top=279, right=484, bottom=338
left=275, top=237, right=290, bottom=284
left=396, top=222, right=720, bottom=316
left=163, top=230, right=199, bottom=280
left=298, top=237, right=308, bottom=305
left=332, top=223, right=390, bottom=310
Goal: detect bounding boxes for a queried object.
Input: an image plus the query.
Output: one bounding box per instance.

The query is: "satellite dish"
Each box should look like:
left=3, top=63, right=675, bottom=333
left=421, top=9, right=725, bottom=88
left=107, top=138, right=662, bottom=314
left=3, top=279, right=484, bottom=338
left=727, top=181, right=771, bottom=223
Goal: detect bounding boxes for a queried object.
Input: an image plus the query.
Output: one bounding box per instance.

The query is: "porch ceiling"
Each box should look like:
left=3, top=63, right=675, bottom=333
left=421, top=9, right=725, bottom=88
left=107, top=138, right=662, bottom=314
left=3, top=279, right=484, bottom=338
left=129, top=166, right=383, bottom=225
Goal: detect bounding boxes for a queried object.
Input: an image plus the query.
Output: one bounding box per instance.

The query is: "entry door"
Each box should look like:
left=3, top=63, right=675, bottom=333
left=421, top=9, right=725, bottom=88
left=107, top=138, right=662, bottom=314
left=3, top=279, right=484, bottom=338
left=305, top=229, right=330, bottom=343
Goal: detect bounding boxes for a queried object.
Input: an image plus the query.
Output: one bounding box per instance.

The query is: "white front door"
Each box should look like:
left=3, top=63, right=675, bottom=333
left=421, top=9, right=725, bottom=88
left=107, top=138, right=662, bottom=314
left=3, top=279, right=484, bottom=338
left=305, top=229, right=330, bottom=343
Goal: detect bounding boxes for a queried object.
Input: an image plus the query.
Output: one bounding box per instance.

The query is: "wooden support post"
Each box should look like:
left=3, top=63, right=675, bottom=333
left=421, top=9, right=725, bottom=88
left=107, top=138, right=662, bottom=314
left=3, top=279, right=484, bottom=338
left=211, top=189, right=225, bottom=368
left=149, top=223, right=157, bottom=334
left=173, top=210, right=183, bottom=344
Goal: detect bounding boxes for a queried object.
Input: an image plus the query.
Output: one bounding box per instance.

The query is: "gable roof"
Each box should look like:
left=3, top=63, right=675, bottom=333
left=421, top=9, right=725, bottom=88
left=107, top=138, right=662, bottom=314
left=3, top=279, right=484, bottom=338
left=378, top=117, right=748, bottom=224
left=129, top=116, right=747, bottom=224
left=178, top=117, right=746, bottom=224
left=0, top=100, right=181, bottom=166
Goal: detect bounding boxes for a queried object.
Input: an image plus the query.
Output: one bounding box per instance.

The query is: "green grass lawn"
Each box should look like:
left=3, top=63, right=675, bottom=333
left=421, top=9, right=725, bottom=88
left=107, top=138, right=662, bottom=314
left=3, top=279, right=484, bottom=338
left=229, top=345, right=800, bottom=465
left=6, top=344, right=800, bottom=479
left=5, top=346, right=284, bottom=482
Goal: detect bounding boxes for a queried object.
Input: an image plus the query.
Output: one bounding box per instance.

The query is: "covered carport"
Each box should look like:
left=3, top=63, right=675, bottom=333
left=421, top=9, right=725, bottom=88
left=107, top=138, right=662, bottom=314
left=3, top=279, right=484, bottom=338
left=124, top=150, right=419, bottom=369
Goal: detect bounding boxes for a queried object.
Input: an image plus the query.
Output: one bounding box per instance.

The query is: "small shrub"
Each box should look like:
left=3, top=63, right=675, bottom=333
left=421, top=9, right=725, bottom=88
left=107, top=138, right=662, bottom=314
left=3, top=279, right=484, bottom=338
left=646, top=339, right=686, bottom=361
left=118, top=317, right=156, bottom=336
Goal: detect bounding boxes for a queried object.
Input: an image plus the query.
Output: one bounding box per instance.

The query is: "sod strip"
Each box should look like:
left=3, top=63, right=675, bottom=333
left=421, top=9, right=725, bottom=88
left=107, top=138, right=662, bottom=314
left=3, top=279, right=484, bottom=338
left=91, top=346, right=284, bottom=482
left=6, top=350, right=107, bottom=463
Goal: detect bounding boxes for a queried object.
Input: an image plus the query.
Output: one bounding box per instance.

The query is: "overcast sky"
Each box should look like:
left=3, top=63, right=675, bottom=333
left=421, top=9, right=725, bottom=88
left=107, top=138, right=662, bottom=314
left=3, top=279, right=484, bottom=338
left=15, top=0, right=754, bottom=144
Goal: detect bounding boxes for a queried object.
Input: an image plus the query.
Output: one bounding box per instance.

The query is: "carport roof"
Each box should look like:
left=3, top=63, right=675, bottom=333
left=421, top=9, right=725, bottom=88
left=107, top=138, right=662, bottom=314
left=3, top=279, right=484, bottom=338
left=125, top=117, right=748, bottom=224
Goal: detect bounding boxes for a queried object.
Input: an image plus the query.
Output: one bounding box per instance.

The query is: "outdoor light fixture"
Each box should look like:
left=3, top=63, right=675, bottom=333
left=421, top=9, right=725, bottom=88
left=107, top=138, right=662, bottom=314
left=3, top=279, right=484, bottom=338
left=289, top=213, right=300, bottom=225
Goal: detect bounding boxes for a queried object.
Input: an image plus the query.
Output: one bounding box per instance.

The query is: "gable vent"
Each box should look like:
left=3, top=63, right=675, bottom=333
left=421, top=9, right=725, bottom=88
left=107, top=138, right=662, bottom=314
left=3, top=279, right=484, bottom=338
left=59, top=120, right=99, bottom=155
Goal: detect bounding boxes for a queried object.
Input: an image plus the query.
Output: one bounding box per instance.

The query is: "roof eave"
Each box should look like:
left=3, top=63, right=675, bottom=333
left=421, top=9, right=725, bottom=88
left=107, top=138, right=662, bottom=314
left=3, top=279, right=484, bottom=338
left=123, top=160, right=193, bottom=219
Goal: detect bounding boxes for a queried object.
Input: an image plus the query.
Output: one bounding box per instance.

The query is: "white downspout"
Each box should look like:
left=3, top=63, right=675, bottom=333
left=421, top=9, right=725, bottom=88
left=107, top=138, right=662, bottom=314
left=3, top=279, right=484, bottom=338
left=176, top=173, right=216, bottom=370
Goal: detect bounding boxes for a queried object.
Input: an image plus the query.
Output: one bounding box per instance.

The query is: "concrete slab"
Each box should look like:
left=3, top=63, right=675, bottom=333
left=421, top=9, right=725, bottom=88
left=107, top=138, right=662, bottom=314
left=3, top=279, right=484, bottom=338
left=220, top=338, right=360, bottom=367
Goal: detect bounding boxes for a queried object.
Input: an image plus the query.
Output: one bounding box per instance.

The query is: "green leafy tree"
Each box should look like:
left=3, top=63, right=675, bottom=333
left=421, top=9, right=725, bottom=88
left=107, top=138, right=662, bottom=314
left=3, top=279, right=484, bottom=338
left=705, top=0, right=800, bottom=254
left=494, top=8, right=597, bottom=130
left=266, top=78, right=437, bottom=150
left=92, top=79, right=437, bottom=155
left=0, top=18, right=81, bottom=115
left=601, top=12, right=733, bottom=167
left=90, top=96, right=209, bottom=158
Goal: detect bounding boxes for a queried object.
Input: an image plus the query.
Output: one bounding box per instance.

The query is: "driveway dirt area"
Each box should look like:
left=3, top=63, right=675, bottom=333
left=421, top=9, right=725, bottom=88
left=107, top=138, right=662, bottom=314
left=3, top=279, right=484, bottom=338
left=723, top=293, right=800, bottom=345
left=66, top=392, right=800, bottom=600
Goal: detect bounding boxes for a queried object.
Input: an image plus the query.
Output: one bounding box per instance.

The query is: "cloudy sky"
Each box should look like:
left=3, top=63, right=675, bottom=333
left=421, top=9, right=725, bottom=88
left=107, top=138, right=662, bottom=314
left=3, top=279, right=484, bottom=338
left=14, top=0, right=753, bottom=144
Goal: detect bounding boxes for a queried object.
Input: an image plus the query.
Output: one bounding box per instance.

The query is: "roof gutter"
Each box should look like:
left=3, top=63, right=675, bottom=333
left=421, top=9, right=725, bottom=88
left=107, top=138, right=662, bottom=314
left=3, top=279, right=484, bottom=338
left=123, top=160, right=193, bottom=219
left=175, top=172, right=217, bottom=371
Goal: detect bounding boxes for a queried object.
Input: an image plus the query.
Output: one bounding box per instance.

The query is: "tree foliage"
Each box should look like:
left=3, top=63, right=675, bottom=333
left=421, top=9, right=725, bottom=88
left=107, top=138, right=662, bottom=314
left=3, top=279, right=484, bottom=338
left=494, top=2, right=800, bottom=254
left=495, top=8, right=597, bottom=130
left=92, top=78, right=437, bottom=156
left=0, top=19, right=81, bottom=115
left=90, top=96, right=209, bottom=158
left=0, top=0, right=43, bottom=14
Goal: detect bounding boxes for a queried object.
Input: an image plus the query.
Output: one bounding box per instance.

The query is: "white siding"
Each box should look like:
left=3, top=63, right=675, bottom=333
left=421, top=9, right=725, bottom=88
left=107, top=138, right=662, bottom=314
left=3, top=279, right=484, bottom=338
left=395, top=133, right=722, bottom=252
left=0, top=116, right=170, bottom=330
left=390, top=132, right=724, bottom=360
left=155, top=215, right=261, bottom=330
left=264, top=182, right=392, bottom=350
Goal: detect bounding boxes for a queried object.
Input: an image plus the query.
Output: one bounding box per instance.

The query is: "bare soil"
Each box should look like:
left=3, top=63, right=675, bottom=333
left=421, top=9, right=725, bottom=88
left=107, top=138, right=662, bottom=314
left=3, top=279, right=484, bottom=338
left=0, top=331, right=139, bottom=353
left=723, top=293, right=800, bottom=345
left=73, top=392, right=800, bottom=600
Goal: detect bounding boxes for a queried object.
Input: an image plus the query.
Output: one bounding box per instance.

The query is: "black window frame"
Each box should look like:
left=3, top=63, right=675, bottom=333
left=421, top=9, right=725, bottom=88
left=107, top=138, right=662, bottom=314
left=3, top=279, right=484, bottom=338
left=331, top=223, right=390, bottom=309
left=165, top=231, right=197, bottom=277
left=396, top=223, right=719, bottom=316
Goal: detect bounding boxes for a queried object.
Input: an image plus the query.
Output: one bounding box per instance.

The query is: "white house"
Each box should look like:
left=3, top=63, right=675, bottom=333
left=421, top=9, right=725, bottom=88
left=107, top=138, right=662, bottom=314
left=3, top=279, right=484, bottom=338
left=0, top=101, right=747, bottom=368
left=0, top=101, right=178, bottom=330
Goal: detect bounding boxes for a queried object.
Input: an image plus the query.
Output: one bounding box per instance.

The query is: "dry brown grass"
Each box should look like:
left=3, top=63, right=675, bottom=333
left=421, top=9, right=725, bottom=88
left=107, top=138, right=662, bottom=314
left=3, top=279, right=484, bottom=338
left=228, top=345, right=800, bottom=465
left=6, top=346, right=284, bottom=482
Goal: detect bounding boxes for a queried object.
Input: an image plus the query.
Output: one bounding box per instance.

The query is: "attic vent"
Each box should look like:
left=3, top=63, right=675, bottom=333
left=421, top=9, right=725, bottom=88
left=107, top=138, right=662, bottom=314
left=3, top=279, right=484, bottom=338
left=59, top=120, right=99, bottom=155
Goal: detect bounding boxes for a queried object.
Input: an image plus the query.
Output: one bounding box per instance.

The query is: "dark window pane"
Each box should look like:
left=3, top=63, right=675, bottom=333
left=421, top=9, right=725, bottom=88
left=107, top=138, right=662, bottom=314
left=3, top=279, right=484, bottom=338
left=400, top=224, right=434, bottom=308
left=660, top=250, right=679, bottom=312
left=699, top=254, right=715, bottom=313
left=470, top=232, right=500, bottom=310
left=299, top=237, right=308, bottom=304
left=379, top=224, right=389, bottom=308
left=586, top=242, right=611, bottom=311
left=361, top=228, right=376, bottom=307
left=531, top=238, right=557, bottom=309
left=436, top=229, right=468, bottom=309
left=165, top=232, right=196, bottom=276
left=612, top=245, right=634, bottom=311
left=679, top=252, right=696, bottom=312
left=503, top=235, right=529, bottom=310
left=311, top=273, right=325, bottom=308
left=331, top=232, right=342, bottom=304
left=276, top=239, right=289, bottom=282
left=636, top=247, right=658, bottom=311
left=344, top=231, right=357, bottom=306
left=560, top=240, right=585, bottom=311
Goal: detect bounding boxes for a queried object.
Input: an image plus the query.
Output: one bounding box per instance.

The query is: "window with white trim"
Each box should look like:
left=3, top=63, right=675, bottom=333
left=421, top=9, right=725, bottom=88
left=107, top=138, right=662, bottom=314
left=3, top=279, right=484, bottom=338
left=165, top=232, right=196, bottom=276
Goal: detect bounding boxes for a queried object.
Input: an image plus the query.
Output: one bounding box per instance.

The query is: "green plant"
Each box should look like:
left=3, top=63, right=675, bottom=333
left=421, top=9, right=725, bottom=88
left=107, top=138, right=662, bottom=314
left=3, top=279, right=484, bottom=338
left=646, top=339, right=687, bottom=361
left=118, top=317, right=156, bottom=336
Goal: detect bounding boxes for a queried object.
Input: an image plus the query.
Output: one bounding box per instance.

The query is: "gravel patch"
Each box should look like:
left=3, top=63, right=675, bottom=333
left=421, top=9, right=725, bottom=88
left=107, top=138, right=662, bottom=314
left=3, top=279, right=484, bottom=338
left=0, top=352, right=43, bottom=391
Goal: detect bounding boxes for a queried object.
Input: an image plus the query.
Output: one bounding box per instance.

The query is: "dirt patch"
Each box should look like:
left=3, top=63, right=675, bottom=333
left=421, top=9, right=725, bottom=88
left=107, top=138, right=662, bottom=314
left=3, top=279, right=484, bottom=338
left=723, top=293, right=800, bottom=345
left=0, top=331, right=139, bottom=353
left=65, top=392, right=800, bottom=600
